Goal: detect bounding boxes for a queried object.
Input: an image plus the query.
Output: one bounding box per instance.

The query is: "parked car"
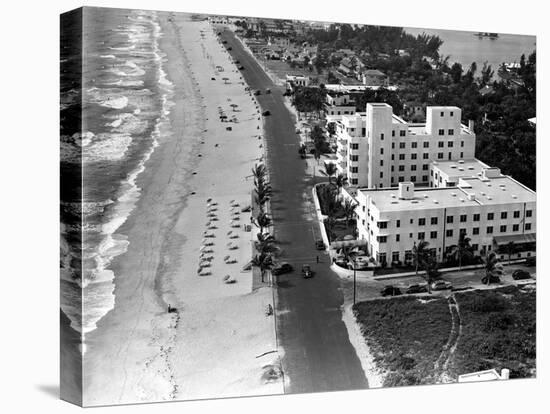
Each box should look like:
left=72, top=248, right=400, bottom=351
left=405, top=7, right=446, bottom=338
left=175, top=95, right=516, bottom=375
left=512, top=269, right=531, bottom=280
left=525, top=256, right=536, bottom=267
left=302, top=264, right=313, bottom=278
left=262, top=110, right=271, bottom=116
left=234, top=60, right=240, bottom=64
left=237, top=65, right=244, bottom=69
left=272, top=262, right=293, bottom=275
left=222, top=40, right=228, bottom=44
left=481, top=274, right=501, bottom=284
left=266, top=88, right=271, bottom=94
left=227, top=47, right=232, bottom=51
left=431, top=280, right=453, bottom=291
left=254, top=90, right=262, bottom=96
left=380, top=285, right=402, bottom=297
left=406, top=284, right=428, bottom=294
left=315, top=240, right=325, bottom=250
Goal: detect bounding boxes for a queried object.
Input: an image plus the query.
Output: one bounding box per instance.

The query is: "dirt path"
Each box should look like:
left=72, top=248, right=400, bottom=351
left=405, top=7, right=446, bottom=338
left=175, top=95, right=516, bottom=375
left=434, top=294, right=462, bottom=382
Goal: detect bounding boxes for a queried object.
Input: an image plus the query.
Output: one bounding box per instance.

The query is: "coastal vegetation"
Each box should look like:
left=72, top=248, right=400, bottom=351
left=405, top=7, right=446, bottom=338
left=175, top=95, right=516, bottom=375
left=353, top=285, right=536, bottom=386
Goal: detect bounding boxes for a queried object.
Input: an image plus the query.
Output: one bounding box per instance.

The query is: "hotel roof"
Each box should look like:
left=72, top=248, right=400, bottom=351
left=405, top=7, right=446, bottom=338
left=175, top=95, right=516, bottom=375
left=432, top=159, right=492, bottom=179
left=358, top=176, right=535, bottom=212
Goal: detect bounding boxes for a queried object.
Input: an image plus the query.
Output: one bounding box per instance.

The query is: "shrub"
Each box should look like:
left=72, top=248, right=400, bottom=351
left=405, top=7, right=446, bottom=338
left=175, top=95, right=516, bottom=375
left=470, top=294, right=508, bottom=313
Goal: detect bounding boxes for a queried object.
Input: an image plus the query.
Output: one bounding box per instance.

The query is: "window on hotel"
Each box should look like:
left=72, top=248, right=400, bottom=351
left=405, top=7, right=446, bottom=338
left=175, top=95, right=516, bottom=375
left=351, top=167, right=358, bottom=173
left=447, top=216, right=454, bottom=224
left=380, top=148, right=384, bottom=155
left=473, top=213, right=480, bottom=221
left=378, top=221, right=387, bottom=229
left=423, top=142, right=429, bottom=148
left=419, top=218, right=426, bottom=226
left=391, top=154, right=395, bottom=160
left=525, top=223, right=532, bottom=230
left=400, top=130, right=406, bottom=137
left=381, top=133, right=384, bottom=140
left=396, top=219, right=401, bottom=228
left=398, top=176, right=404, bottom=182
left=448, top=141, right=453, bottom=147
left=422, top=175, right=428, bottom=182
left=392, top=252, right=400, bottom=262
left=450, top=111, right=454, bottom=116
left=380, top=160, right=384, bottom=166
left=487, top=212, right=494, bottom=220
left=501, top=212, right=508, bottom=219
left=472, top=243, right=478, bottom=251
left=411, top=176, right=417, bottom=182
left=513, top=224, right=519, bottom=232
left=500, top=225, right=507, bottom=232
left=399, top=154, right=405, bottom=160
left=460, top=228, right=467, bottom=236
left=430, top=231, right=437, bottom=239
left=378, top=236, right=387, bottom=243
left=411, top=165, right=417, bottom=171
left=412, top=142, right=417, bottom=148
left=391, top=166, right=394, bottom=172
left=440, top=112, right=444, bottom=117
left=431, top=217, right=438, bottom=225
left=391, top=177, right=395, bottom=184
left=418, top=232, right=425, bottom=240
left=405, top=250, right=412, bottom=261
left=351, top=178, right=358, bottom=185
left=446, top=229, right=453, bottom=237
left=396, top=234, right=400, bottom=241
left=438, top=152, right=444, bottom=159
left=461, top=141, right=464, bottom=147
left=487, top=226, right=493, bottom=234
left=460, top=214, right=467, bottom=222
left=392, top=142, right=395, bottom=149
left=380, top=172, right=383, bottom=179
left=513, top=211, right=520, bottom=218
left=351, top=143, right=359, bottom=149
left=438, top=129, right=445, bottom=136
left=448, top=129, right=454, bottom=135
left=423, top=164, right=429, bottom=170
left=351, top=155, right=359, bottom=161
left=526, top=210, right=532, bottom=217
left=399, top=165, right=405, bottom=172
left=438, top=141, right=444, bottom=147
left=392, top=130, right=395, bottom=137
left=399, top=142, right=406, bottom=149
left=411, top=154, right=417, bottom=160
left=460, top=152, right=464, bottom=158
left=473, top=227, right=479, bottom=235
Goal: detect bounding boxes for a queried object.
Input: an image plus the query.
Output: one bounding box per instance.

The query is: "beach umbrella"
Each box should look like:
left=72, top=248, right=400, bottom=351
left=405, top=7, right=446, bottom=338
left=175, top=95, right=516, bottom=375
left=227, top=230, right=233, bottom=236
left=207, top=225, right=217, bottom=230
left=224, top=255, right=230, bottom=261
left=199, top=261, right=211, bottom=268
left=207, top=198, right=213, bottom=202
left=199, top=269, right=212, bottom=276
left=229, top=234, right=239, bottom=239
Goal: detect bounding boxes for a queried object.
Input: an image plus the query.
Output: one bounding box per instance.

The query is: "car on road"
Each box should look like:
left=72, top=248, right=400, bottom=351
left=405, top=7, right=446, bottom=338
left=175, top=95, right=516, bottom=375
left=254, top=90, right=262, bottom=96
left=272, top=262, right=293, bottom=275
left=315, top=240, right=325, bottom=250
left=406, top=284, right=428, bottom=294
left=380, top=285, right=402, bottom=297
left=262, top=110, right=271, bottom=116
left=237, top=65, right=244, bottom=69
left=481, top=274, right=501, bottom=284
left=512, top=269, right=531, bottom=280
left=302, top=264, right=313, bottom=278
left=234, top=60, right=240, bottom=64
left=227, top=47, right=232, bottom=51
left=266, top=88, right=271, bottom=94
left=222, top=40, right=227, bottom=44
left=431, top=280, right=453, bottom=290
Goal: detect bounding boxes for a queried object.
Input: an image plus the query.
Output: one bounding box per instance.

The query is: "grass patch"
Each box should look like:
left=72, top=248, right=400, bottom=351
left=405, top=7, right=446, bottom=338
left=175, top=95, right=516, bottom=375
left=452, top=285, right=536, bottom=379
left=353, top=296, right=451, bottom=387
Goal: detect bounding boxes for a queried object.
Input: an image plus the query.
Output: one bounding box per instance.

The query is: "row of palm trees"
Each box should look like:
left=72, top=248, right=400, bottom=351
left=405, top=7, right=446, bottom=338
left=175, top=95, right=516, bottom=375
left=250, top=163, right=276, bottom=283
left=412, top=235, right=505, bottom=293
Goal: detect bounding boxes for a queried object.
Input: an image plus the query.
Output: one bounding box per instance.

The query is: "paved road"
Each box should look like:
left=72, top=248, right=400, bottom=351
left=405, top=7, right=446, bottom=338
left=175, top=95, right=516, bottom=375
left=218, top=29, right=368, bottom=393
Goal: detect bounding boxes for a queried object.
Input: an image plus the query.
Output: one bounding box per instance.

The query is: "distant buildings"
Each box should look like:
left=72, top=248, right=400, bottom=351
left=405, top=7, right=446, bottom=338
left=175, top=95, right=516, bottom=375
left=361, top=69, right=388, bottom=86
left=324, top=93, right=357, bottom=117
left=286, top=74, right=310, bottom=90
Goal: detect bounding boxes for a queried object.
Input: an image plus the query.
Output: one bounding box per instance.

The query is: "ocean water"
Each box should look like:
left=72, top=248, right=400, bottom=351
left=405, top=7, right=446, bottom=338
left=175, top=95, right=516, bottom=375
left=60, top=8, right=174, bottom=339
left=405, top=27, right=536, bottom=74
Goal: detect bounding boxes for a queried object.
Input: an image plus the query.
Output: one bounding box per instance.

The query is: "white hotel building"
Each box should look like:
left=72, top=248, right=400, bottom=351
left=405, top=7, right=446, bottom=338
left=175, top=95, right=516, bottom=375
left=331, top=103, right=536, bottom=266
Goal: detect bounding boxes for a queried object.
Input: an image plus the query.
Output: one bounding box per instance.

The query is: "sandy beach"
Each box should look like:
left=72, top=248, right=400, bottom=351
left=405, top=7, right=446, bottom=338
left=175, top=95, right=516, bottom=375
left=82, top=13, right=283, bottom=406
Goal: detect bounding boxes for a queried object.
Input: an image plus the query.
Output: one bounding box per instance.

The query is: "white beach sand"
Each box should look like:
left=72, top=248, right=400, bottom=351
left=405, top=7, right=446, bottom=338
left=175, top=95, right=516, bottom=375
left=82, top=13, right=282, bottom=406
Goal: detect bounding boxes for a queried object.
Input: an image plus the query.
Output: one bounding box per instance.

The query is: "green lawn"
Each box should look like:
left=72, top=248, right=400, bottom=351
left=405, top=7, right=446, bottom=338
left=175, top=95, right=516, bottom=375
left=353, top=285, right=536, bottom=386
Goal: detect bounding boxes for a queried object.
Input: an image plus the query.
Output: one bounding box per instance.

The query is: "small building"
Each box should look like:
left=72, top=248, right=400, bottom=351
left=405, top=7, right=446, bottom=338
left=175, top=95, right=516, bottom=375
left=458, top=368, right=510, bottom=383
left=286, top=74, right=310, bottom=90
left=325, top=93, right=356, bottom=117
left=361, top=69, right=388, bottom=86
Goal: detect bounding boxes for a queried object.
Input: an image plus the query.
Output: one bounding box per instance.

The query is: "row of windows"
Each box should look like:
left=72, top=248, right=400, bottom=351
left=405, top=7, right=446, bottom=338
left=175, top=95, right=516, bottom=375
left=393, top=164, right=429, bottom=172
left=377, top=212, right=533, bottom=228
left=377, top=223, right=533, bottom=243
left=438, top=129, right=455, bottom=136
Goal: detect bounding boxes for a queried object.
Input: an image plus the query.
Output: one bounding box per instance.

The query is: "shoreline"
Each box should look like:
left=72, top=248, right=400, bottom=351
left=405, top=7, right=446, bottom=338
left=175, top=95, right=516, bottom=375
left=81, top=12, right=282, bottom=406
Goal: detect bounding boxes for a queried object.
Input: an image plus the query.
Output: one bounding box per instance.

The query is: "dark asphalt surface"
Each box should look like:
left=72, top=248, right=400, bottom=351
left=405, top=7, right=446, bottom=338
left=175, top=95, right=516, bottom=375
left=218, top=29, right=368, bottom=393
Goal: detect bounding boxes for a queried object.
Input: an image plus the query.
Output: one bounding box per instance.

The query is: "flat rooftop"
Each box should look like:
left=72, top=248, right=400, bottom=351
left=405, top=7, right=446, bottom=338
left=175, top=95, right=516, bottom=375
left=432, top=159, right=491, bottom=179
left=359, top=176, right=535, bottom=212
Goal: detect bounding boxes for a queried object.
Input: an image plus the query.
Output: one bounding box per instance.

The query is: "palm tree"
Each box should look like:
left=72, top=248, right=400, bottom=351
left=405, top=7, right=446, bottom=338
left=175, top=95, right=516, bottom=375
left=323, top=162, right=338, bottom=185
left=253, top=211, right=273, bottom=234
left=251, top=252, right=274, bottom=283
left=504, top=241, right=516, bottom=265
left=341, top=199, right=357, bottom=226
left=482, top=251, right=504, bottom=285
left=421, top=255, right=440, bottom=293
left=334, top=173, right=348, bottom=195
left=251, top=163, right=267, bottom=184
left=449, top=232, right=473, bottom=269
left=412, top=240, right=430, bottom=277
left=254, top=232, right=277, bottom=254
